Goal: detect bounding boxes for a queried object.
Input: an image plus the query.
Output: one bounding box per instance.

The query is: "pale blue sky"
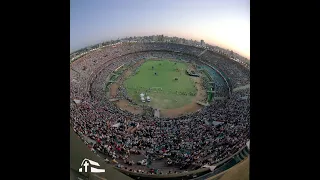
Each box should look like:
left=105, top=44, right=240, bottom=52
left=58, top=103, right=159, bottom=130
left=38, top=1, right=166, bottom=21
left=71, top=0, right=250, bottom=58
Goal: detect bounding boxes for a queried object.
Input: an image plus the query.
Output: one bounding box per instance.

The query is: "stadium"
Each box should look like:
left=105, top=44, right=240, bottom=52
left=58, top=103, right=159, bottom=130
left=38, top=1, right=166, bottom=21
left=70, top=36, right=250, bottom=180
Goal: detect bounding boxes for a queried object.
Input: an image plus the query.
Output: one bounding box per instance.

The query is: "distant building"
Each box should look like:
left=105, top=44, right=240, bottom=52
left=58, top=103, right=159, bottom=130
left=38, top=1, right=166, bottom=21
left=201, top=40, right=205, bottom=46
left=152, top=35, right=157, bottom=41
left=163, top=36, right=169, bottom=42
left=158, top=35, right=164, bottom=41
left=182, top=38, right=186, bottom=44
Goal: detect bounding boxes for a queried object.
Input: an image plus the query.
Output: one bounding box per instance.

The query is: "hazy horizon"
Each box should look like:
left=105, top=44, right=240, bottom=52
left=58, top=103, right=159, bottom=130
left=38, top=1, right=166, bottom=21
left=71, top=0, right=250, bottom=59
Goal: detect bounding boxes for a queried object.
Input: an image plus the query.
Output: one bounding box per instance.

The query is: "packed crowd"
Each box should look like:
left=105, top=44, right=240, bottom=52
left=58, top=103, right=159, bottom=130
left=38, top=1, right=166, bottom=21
left=200, top=51, right=250, bottom=89
left=70, top=42, right=250, bottom=175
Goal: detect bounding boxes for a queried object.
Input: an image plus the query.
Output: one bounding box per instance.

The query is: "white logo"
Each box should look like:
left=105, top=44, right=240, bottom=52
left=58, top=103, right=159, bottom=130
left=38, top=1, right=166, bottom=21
left=79, top=158, right=105, bottom=173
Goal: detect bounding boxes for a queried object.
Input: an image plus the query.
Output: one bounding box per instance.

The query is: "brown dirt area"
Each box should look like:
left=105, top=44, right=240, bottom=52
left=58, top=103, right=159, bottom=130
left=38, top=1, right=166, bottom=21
left=111, top=60, right=207, bottom=118
left=116, top=100, right=143, bottom=114
left=109, top=60, right=145, bottom=114
left=109, top=83, right=119, bottom=98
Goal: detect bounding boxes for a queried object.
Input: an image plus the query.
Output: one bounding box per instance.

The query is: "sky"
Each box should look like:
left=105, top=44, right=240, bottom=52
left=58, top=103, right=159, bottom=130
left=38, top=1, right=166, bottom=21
left=71, top=0, right=250, bottom=59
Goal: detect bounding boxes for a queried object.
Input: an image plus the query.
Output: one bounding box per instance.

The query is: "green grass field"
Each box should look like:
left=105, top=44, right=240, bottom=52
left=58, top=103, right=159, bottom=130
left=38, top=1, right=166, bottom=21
left=123, top=60, right=197, bottom=109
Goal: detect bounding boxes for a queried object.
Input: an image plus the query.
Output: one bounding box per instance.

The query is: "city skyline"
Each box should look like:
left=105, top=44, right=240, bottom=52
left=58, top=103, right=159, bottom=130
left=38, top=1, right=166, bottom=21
left=71, top=0, right=250, bottom=59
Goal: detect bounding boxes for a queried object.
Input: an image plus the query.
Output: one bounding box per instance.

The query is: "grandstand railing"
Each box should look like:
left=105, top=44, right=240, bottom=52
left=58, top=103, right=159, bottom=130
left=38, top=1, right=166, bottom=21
left=198, top=59, right=232, bottom=97
left=115, top=144, right=249, bottom=180
left=200, top=69, right=214, bottom=82
left=117, top=165, right=210, bottom=180
left=191, top=145, right=249, bottom=180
